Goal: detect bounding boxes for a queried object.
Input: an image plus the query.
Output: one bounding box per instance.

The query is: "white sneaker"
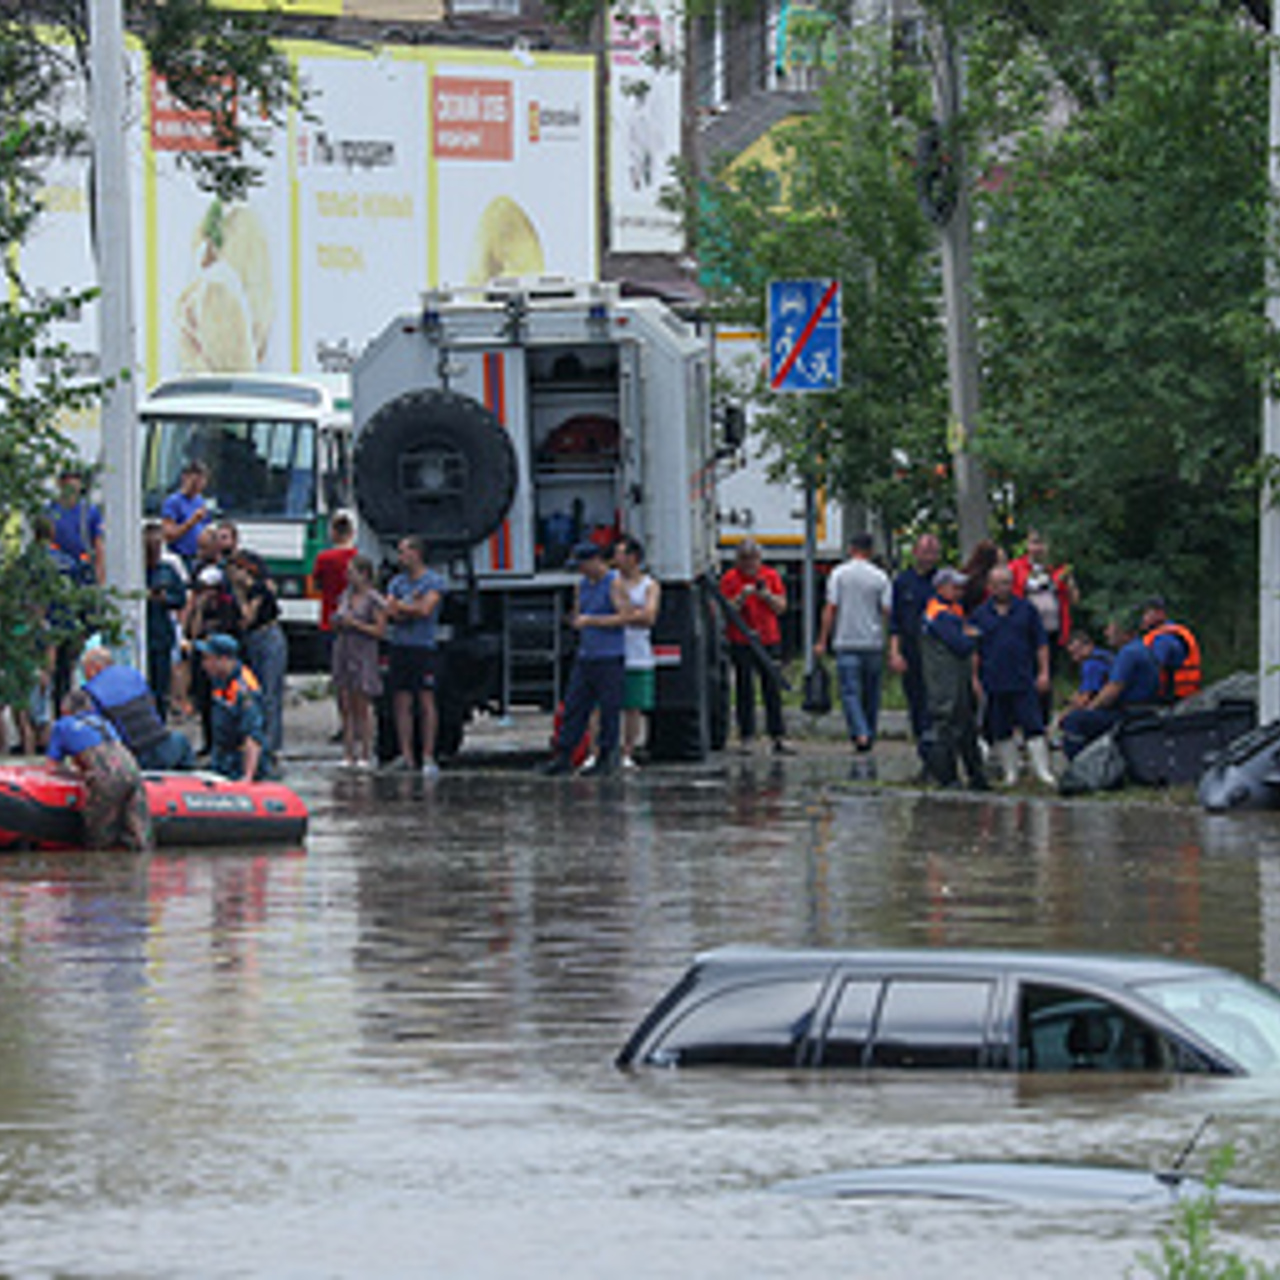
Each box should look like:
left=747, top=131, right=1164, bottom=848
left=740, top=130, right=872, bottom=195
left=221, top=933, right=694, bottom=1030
left=621, top=755, right=638, bottom=770
left=422, top=761, right=440, bottom=780
left=354, top=757, right=374, bottom=772
left=579, top=754, right=597, bottom=772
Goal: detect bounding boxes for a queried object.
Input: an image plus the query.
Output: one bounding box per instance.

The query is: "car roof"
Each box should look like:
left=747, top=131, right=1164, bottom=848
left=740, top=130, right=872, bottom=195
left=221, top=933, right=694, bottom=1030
left=686, top=945, right=1229, bottom=989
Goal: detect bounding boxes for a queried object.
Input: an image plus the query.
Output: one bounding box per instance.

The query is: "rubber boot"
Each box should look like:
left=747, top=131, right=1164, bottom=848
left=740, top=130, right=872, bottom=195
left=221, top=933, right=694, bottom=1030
left=996, top=739, right=1021, bottom=787
left=1027, top=734, right=1056, bottom=787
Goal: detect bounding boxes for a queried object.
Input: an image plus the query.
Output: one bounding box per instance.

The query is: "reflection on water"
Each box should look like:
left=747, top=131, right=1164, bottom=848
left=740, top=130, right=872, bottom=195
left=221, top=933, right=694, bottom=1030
left=0, top=760, right=1279, bottom=1276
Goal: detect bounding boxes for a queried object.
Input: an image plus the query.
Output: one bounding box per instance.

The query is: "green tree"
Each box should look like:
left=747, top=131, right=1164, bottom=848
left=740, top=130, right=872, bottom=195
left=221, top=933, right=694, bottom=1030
left=687, top=27, right=952, bottom=541
left=972, top=2, right=1272, bottom=660
left=0, top=3, right=301, bottom=703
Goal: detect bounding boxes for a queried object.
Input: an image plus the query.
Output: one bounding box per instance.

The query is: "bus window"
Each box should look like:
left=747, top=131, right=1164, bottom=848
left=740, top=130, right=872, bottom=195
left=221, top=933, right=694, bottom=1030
left=141, top=415, right=319, bottom=520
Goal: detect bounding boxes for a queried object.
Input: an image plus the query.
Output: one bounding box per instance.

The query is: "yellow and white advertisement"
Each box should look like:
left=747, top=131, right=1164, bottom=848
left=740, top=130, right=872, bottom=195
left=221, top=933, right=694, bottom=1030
left=22, top=38, right=597, bottom=411
left=294, top=50, right=429, bottom=373
left=430, top=50, right=598, bottom=289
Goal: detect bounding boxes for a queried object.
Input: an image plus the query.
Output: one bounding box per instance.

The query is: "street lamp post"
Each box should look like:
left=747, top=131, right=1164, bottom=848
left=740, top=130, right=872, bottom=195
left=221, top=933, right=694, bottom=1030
left=1262, top=0, right=1280, bottom=723
left=89, top=0, right=144, bottom=664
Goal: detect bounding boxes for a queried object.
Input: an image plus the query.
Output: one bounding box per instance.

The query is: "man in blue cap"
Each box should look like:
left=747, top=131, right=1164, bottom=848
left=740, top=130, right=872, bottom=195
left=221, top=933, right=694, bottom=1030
left=541, top=542, right=629, bottom=776
left=197, top=633, right=268, bottom=781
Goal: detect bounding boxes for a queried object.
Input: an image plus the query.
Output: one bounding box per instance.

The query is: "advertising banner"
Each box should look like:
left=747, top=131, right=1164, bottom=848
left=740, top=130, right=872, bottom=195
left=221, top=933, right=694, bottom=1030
left=294, top=49, right=429, bottom=373
left=430, top=51, right=597, bottom=288
left=145, top=70, right=291, bottom=383
left=609, top=4, right=682, bottom=254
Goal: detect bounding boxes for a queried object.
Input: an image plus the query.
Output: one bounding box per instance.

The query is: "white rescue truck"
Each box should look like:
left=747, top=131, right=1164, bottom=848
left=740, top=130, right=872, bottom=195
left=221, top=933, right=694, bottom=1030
left=352, top=278, right=729, bottom=760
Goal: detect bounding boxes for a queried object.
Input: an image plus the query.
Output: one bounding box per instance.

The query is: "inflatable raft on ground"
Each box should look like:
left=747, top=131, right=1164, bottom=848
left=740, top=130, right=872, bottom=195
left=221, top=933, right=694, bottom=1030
left=0, top=764, right=308, bottom=850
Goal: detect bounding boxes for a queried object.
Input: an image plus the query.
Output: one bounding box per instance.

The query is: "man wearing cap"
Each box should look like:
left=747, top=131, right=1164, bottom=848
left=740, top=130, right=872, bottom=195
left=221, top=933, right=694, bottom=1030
left=161, top=460, right=214, bottom=565
left=541, top=542, right=629, bottom=776
left=384, top=535, right=447, bottom=777
left=46, top=466, right=105, bottom=587
left=1140, top=596, right=1202, bottom=702
left=1060, top=614, right=1161, bottom=758
left=197, top=633, right=268, bottom=781
left=919, top=567, right=988, bottom=789
left=81, top=646, right=195, bottom=772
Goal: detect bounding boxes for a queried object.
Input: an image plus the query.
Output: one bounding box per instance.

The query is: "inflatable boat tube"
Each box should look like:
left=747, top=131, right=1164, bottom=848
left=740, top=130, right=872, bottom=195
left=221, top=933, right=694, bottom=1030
left=0, top=764, right=309, bottom=851
left=1198, top=720, right=1280, bottom=812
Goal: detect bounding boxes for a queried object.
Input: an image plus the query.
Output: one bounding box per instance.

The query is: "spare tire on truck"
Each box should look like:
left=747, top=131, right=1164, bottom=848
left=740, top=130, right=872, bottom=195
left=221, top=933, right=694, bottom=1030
left=354, top=387, right=518, bottom=551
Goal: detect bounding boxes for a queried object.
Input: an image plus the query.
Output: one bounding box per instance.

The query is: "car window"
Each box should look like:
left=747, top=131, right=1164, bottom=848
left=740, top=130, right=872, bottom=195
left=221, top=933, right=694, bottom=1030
left=1137, top=975, right=1280, bottom=1073
left=866, top=979, right=994, bottom=1069
left=648, top=977, right=825, bottom=1067
left=818, top=980, right=881, bottom=1066
left=1017, top=983, right=1174, bottom=1072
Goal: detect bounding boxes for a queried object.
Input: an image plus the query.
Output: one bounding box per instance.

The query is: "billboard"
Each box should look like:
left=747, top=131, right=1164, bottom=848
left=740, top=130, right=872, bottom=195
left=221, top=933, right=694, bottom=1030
left=21, top=37, right=597, bottom=410
left=608, top=3, right=682, bottom=254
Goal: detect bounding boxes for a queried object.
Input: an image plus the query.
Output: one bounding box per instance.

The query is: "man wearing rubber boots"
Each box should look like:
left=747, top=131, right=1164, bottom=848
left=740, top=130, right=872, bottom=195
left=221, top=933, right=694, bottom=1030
left=920, top=567, right=989, bottom=790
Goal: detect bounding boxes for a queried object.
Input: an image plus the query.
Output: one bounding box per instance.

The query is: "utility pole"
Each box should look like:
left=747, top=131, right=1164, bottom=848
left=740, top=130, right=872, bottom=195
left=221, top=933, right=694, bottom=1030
left=89, top=0, right=144, bottom=664
left=927, top=8, right=990, bottom=555
left=1262, top=0, right=1280, bottom=724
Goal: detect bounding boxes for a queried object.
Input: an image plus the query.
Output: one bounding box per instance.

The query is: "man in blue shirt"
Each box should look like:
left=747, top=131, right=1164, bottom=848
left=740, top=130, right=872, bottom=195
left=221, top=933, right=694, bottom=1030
left=384, top=535, right=447, bottom=777
left=888, top=533, right=939, bottom=755
left=971, top=565, right=1055, bottom=786
left=81, top=647, right=195, bottom=772
left=541, top=543, right=629, bottom=777
left=47, top=466, right=105, bottom=587
left=1062, top=631, right=1113, bottom=713
left=161, top=460, right=214, bottom=564
left=1060, top=615, right=1160, bottom=759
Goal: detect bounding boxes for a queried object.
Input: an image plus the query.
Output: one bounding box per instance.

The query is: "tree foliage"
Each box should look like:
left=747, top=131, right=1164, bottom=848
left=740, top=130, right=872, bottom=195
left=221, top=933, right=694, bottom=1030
left=686, top=28, right=952, bottom=539
left=0, top=2, right=300, bottom=703
left=970, top=1, right=1272, bottom=652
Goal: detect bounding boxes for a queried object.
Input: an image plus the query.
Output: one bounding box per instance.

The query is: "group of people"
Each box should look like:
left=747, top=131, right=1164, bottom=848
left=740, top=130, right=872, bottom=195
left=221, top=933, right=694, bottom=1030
left=733, top=527, right=1203, bottom=790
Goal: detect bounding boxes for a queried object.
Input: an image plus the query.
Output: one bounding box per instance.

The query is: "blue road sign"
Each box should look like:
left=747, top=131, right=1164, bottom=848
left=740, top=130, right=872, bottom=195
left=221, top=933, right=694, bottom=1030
left=768, top=279, right=842, bottom=393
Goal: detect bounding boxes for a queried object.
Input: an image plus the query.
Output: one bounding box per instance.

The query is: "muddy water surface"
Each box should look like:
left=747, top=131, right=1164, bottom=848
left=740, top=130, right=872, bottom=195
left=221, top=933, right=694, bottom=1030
left=1, top=757, right=1279, bottom=1277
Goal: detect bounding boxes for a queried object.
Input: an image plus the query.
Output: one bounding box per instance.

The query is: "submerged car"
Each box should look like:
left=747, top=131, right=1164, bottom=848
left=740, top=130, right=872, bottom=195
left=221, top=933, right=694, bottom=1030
left=616, top=947, right=1280, bottom=1076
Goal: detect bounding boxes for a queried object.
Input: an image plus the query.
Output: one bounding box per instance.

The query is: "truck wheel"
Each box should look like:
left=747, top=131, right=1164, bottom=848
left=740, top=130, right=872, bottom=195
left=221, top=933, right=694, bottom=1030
left=355, top=388, right=518, bottom=551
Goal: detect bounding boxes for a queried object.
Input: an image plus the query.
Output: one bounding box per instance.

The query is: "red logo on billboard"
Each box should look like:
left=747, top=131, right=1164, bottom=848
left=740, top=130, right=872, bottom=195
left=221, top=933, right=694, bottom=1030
left=150, top=72, right=234, bottom=154
left=433, top=77, right=513, bottom=161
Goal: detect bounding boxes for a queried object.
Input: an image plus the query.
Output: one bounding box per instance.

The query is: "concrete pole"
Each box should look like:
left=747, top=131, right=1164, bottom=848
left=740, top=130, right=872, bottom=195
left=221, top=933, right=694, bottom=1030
left=89, top=0, right=144, bottom=665
left=932, top=14, right=990, bottom=556
left=1261, top=0, right=1280, bottom=724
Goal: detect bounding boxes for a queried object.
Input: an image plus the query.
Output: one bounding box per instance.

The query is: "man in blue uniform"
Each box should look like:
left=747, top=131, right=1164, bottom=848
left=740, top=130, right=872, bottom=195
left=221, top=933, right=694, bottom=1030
left=1062, top=631, right=1113, bottom=715
left=81, top=647, right=195, bottom=771
left=541, top=543, right=629, bottom=777
left=1060, top=615, right=1161, bottom=758
left=161, top=460, right=214, bottom=566
left=971, top=564, right=1055, bottom=786
left=197, top=633, right=268, bottom=781
left=888, top=533, right=939, bottom=753
left=47, top=466, right=105, bottom=586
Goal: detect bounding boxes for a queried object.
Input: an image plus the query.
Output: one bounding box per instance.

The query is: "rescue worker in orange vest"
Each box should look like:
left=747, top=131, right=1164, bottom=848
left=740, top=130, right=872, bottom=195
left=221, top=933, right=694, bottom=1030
left=196, top=633, right=269, bottom=781
left=1140, top=596, right=1202, bottom=702
left=919, top=567, right=989, bottom=790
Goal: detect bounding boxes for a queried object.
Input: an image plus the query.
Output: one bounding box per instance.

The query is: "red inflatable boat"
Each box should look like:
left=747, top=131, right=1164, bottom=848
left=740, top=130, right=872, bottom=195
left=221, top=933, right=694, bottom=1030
left=0, top=764, right=309, bottom=851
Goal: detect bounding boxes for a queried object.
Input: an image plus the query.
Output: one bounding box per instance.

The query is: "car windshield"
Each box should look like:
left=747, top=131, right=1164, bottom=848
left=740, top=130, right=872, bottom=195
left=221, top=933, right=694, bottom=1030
left=1136, top=974, right=1280, bottom=1073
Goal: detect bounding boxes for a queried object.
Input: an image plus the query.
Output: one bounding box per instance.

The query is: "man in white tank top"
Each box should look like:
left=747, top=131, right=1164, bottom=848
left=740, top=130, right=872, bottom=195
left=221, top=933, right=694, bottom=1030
left=614, top=535, right=662, bottom=769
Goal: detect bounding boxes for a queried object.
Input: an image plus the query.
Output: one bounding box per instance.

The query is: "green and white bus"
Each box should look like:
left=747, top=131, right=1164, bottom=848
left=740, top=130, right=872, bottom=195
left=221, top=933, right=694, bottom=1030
left=140, top=374, right=353, bottom=662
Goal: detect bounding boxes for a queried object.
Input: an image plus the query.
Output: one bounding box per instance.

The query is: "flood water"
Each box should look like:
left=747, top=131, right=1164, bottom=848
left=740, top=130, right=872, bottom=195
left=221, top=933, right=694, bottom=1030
left=2, top=755, right=1280, bottom=1277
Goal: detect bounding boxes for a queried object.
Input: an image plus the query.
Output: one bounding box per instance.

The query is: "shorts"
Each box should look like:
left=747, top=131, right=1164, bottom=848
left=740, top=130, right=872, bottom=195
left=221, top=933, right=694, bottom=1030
left=623, top=667, right=655, bottom=711
left=388, top=644, right=437, bottom=695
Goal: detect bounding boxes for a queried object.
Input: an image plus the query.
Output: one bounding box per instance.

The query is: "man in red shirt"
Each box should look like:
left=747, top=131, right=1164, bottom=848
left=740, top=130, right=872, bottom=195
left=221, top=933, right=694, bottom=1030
left=308, top=512, right=359, bottom=738
left=720, top=539, right=791, bottom=753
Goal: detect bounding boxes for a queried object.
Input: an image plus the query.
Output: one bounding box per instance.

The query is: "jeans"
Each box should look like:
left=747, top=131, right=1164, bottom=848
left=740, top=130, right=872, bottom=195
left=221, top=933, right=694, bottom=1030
left=244, top=623, right=288, bottom=759
left=835, top=648, right=883, bottom=745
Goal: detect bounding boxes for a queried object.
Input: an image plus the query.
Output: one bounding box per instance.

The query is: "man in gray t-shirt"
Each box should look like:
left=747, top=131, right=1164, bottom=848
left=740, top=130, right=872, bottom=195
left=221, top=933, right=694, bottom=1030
left=814, top=532, right=892, bottom=754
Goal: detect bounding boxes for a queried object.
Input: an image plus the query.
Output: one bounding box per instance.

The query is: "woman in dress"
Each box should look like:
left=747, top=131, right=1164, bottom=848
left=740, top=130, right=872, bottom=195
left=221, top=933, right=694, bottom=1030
left=331, top=555, right=387, bottom=769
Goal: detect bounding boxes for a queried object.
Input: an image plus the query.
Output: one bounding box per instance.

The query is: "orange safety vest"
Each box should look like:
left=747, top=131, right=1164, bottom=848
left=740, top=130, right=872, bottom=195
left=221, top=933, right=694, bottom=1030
left=1143, top=623, right=1202, bottom=700
left=212, top=664, right=261, bottom=707
left=924, top=596, right=964, bottom=623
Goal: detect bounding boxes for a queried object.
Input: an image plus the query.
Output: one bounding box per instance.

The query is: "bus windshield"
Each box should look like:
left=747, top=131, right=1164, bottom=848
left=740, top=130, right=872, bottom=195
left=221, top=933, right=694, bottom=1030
left=143, top=414, right=318, bottom=520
